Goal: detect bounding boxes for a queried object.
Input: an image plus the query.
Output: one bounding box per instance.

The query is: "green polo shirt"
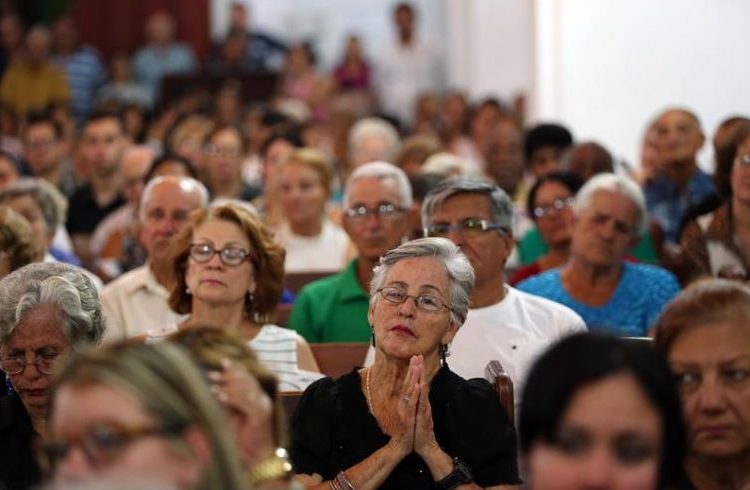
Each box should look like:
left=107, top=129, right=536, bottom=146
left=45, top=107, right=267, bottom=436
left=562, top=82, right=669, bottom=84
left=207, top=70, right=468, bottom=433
left=288, top=259, right=371, bottom=342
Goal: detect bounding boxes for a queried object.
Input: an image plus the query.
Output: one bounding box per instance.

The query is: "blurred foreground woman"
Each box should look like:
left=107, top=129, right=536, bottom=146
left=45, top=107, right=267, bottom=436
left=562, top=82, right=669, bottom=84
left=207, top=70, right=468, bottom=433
left=46, top=342, right=246, bottom=489
left=520, top=333, right=686, bottom=490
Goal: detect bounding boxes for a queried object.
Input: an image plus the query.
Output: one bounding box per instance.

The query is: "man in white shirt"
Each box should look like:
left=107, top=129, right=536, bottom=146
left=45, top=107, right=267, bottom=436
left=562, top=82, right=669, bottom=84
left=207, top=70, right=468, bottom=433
left=375, top=3, right=443, bottom=128
left=100, top=175, right=209, bottom=342
left=421, top=177, right=586, bottom=407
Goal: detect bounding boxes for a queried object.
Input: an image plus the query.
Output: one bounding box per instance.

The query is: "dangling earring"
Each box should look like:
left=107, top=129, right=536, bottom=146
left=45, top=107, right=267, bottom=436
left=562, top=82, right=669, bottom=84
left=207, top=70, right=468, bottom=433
left=370, top=326, right=376, bottom=347
left=439, top=343, right=449, bottom=367
left=185, top=287, right=191, bottom=295
left=248, top=292, right=255, bottom=303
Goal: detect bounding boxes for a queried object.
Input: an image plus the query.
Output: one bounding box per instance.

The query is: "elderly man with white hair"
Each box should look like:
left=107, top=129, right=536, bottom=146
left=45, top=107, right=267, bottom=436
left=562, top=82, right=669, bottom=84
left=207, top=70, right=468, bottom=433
left=289, top=161, right=411, bottom=342
left=100, top=175, right=209, bottom=341
left=518, top=173, right=680, bottom=336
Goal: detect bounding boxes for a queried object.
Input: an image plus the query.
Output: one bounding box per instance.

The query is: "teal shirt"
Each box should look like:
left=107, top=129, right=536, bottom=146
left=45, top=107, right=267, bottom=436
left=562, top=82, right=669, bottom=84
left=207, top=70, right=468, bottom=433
left=518, top=226, right=661, bottom=265
left=288, top=259, right=371, bottom=342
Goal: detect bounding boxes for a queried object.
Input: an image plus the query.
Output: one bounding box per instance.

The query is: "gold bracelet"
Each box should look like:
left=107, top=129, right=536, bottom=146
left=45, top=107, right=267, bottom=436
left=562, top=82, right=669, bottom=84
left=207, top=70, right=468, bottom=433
left=247, top=447, right=293, bottom=486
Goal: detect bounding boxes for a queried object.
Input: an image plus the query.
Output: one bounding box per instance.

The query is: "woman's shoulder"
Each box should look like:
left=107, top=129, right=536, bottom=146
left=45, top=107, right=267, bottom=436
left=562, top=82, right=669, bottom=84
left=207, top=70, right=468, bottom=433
left=295, top=370, right=361, bottom=415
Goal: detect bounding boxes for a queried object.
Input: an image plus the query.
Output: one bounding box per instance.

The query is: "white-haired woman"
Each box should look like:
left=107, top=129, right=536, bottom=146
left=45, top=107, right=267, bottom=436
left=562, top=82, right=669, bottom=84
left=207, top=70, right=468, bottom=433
left=0, top=262, right=105, bottom=489
left=518, top=173, right=680, bottom=336
left=291, top=237, right=520, bottom=489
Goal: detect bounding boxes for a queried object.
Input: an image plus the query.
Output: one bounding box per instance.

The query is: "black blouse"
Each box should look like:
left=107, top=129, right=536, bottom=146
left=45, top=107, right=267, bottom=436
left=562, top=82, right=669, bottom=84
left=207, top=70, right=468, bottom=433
left=0, top=393, right=43, bottom=489
left=290, top=366, right=520, bottom=489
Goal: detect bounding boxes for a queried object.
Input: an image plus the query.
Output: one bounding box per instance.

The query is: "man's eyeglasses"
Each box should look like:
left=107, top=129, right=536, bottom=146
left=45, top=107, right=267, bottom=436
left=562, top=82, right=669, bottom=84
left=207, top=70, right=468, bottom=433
left=0, top=349, right=63, bottom=375
left=188, top=243, right=255, bottom=267
left=533, top=197, right=574, bottom=219
left=424, top=218, right=509, bottom=238
left=344, top=203, right=405, bottom=221
left=376, top=286, right=453, bottom=314
left=42, top=422, right=185, bottom=471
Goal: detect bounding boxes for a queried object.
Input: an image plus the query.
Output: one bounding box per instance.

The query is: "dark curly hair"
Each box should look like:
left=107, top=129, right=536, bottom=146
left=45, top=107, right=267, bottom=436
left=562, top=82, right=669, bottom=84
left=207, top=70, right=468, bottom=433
left=168, top=203, right=285, bottom=323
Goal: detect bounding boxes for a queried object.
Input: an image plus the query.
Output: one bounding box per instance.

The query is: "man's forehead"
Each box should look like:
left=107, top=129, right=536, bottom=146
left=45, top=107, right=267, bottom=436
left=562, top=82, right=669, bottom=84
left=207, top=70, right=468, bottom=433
left=145, top=182, right=203, bottom=209
left=348, top=176, right=401, bottom=203
left=430, top=193, right=493, bottom=220
left=83, top=119, right=121, bottom=138
left=655, top=109, right=700, bottom=128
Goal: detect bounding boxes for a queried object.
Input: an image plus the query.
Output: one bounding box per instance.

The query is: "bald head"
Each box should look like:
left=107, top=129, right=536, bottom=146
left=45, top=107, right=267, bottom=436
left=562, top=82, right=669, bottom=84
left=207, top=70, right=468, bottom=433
left=139, top=176, right=208, bottom=261
left=651, top=108, right=705, bottom=167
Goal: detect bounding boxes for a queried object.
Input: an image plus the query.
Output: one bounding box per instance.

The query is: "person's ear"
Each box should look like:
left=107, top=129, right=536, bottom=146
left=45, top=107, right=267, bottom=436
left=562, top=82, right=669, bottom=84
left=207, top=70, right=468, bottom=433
left=441, top=320, right=459, bottom=345
left=184, top=427, right=213, bottom=463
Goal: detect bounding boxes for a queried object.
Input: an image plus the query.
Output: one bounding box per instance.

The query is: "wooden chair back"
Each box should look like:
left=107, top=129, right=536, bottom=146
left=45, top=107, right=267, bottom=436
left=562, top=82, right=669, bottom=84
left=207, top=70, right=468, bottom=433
left=310, top=342, right=370, bottom=379
left=485, top=360, right=515, bottom=422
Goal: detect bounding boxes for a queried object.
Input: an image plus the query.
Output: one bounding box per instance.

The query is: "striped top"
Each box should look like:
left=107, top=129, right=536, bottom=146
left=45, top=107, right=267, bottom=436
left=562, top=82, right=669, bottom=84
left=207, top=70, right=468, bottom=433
left=146, top=323, right=322, bottom=392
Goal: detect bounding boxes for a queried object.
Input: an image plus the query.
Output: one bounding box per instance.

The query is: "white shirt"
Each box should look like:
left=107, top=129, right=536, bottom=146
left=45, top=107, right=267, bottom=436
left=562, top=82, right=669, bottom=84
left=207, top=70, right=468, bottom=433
left=274, top=220, right=350, bottom=273
left=376, top=39, right=443, bottom=126
left=450, top=286, right=585, bottom=409
left=147, top=323, right=323, bottom=392
left=365, top=286, right=585, bottom=411
left=100, top=264, right=187, bottom=343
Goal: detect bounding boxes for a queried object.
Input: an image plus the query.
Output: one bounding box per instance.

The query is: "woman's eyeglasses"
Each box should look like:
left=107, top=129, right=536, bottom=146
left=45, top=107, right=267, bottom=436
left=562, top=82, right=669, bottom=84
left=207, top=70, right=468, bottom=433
left=0, top=349, right=62, bottom=375
left=42, top=422, right=185, bottom=470
left=533, top=197, right=574, bottom=219
left=188, top=243, right=254, bottom=267
left=376, top=286, right=453, bottom=314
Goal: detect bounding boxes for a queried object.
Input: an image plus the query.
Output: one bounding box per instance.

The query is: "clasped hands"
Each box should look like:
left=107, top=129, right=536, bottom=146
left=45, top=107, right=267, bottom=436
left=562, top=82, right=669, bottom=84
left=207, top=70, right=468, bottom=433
left=388, top=355, right=441, bottom=460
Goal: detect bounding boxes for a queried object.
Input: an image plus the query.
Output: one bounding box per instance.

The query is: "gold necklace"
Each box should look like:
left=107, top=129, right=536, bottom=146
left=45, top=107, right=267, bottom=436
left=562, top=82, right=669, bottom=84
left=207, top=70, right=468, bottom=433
left=364, top=367, right=374, bottom=414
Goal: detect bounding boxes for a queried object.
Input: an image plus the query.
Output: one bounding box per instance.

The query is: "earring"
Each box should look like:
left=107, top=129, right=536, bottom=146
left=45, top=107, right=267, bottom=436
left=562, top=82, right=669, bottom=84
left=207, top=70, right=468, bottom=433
left=248, top=292, right=255, bottom=304
left=185, top=287, right=191, bottom=295
left=370, top=326, right=376, bottom=347
left=439, top=343, right=450, bottom=366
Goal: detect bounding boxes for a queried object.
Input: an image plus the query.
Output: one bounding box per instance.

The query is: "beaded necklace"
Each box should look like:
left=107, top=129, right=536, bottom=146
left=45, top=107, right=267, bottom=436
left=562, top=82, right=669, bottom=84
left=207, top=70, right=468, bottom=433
left=364, top=367, right=374, bottom=414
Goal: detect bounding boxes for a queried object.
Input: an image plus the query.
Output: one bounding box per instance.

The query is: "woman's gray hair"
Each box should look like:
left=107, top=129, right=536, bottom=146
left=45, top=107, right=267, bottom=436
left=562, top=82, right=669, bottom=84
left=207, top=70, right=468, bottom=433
left=0, top=177, right=68, bottom=235
left=343, top=161, right=413, bottom=209
left=0, top=262, right=105, bottom=347
left=370, top=237, right=475, bottom=326
left=573, top=173, right=647, bottom=235
left=421, top=176, right=514, bottom=236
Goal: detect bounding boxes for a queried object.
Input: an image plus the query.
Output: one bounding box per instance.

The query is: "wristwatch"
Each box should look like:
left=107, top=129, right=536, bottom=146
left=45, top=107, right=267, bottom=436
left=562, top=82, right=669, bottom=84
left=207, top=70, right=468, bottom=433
left=435, top=457, right=473, bottom=489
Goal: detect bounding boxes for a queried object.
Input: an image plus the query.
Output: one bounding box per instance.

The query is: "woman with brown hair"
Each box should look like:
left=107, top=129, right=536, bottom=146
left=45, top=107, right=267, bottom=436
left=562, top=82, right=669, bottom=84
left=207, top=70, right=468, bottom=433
left=152, top=202, right=320, bottom=391
left=653, top=278, right=750, bottom=490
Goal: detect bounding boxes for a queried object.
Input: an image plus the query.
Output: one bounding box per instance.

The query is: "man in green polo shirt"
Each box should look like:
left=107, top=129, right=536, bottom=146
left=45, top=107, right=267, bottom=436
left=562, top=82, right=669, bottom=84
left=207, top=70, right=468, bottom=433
left=288, top=161, right=412, bottom=342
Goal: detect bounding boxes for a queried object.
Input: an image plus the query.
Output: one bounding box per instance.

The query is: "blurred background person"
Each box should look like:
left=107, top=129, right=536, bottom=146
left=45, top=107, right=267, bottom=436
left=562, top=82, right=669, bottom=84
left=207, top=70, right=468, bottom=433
left=523, top=122, right=574, bottom=181
left=654, top=279, right=750, bottom=490
left=274, top=148, right=350, bottom=273
left=20, top=110, right=76, bottom=198
left=202, top=125, right=261, bottom=202
left=51, top=14, right=107, bottom=126
left=0, top=177, right=81, bottom=268
left=0, top=150, right=20, bottom=190
left=518, top=173, right=680, bottom=336
left=132, top=11, right=196, bottom=105
left=511, top=172, right=583, bottom=285
left=0, top=262, right=104, bottom=489
left=681, top=122, right=750, bottom=283
left=520, top=333, right=685, bottom=490
left=347, top=117, right=400, bottom=170
left=47, top=341, right=246, bottom=489
left=95, top=51, right=152, bottom=110
left=0, top=205, right=44, bottom=279
left=0, top=25, right=69, bottom=118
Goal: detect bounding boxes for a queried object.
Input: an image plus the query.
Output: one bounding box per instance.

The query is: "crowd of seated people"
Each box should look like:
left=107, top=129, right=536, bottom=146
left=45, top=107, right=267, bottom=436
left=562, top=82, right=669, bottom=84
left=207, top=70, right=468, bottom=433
left=0, top=1, right=749, bottom=489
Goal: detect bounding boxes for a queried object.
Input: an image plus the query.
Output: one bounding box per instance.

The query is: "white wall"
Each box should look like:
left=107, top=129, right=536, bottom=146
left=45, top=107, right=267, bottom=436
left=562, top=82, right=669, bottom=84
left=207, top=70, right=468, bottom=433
left=210, top=0, right=447, bottom=71
left=209, top=0, right=750, bottom=172
left=533, top=0, right=750, bottom=171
